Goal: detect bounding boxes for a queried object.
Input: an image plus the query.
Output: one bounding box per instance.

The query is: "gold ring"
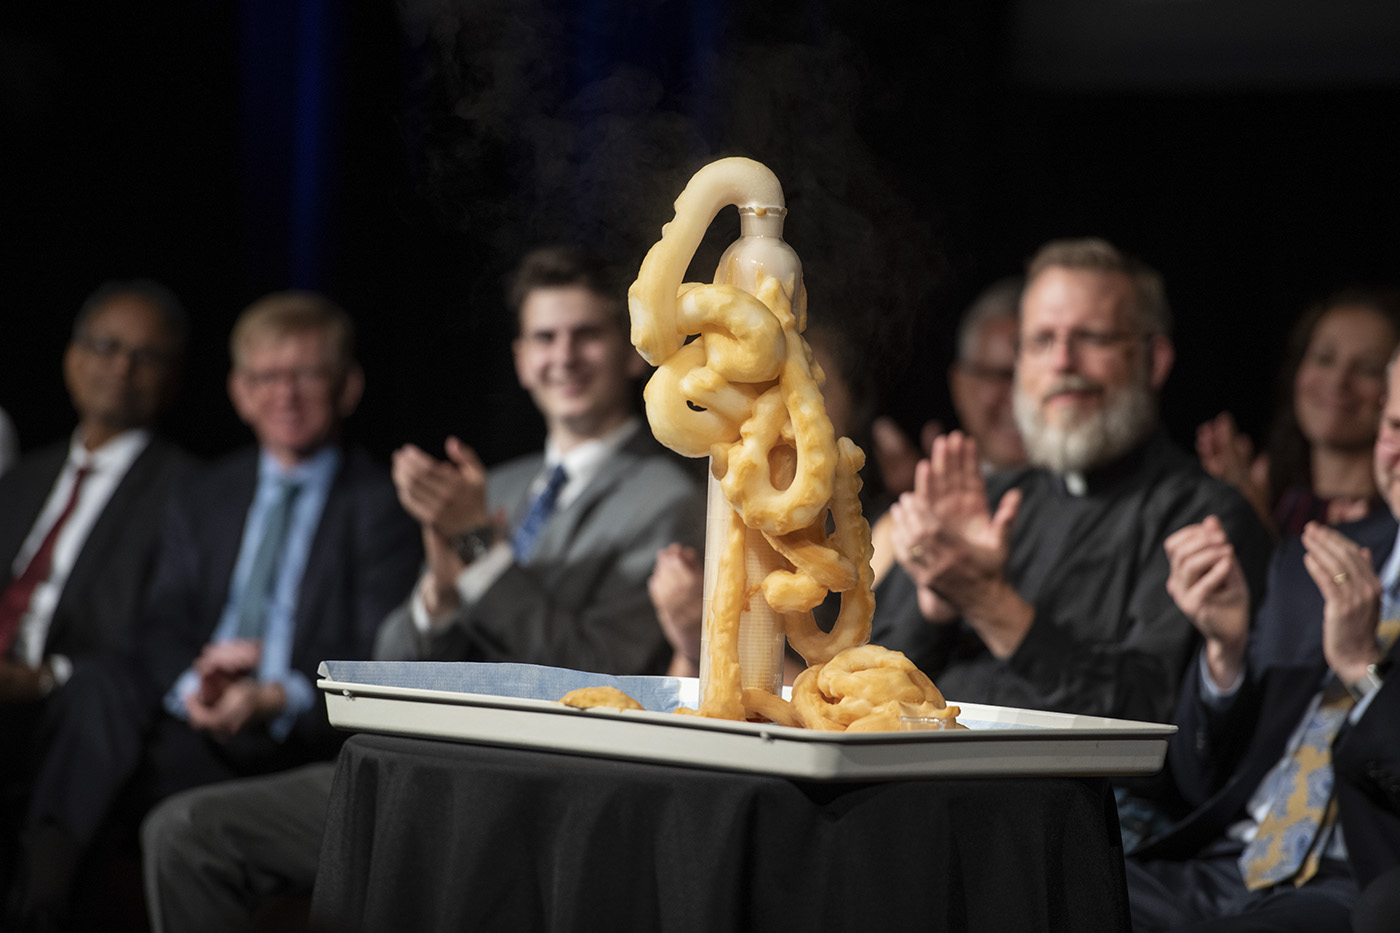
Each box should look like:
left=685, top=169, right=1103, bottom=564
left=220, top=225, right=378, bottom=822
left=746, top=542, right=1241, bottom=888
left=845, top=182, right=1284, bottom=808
left=910, top=544, right=926, bottom=559
left=1334, top=572, right=1349, bottom=585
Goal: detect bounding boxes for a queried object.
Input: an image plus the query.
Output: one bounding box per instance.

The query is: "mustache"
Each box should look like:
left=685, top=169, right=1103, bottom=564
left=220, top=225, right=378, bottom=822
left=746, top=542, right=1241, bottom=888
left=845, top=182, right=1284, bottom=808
left=1040, top=375, right=1104, bottom=401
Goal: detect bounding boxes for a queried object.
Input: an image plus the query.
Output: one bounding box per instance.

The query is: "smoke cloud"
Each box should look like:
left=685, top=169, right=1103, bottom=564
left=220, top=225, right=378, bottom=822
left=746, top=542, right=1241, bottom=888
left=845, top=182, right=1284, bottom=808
left=396, top=0, right=940, bottom=407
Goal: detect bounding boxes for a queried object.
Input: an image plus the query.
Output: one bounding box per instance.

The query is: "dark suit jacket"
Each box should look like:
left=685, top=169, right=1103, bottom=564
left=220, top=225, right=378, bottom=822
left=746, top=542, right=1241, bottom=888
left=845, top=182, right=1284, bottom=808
left=133, top=445, right=422, bottom=761
left=872, top=431, right=1273, bottom=726
left=0, top=435, right=193, bottom=667
left=1137, top=509, right=1400, bottom=880
left=1335, top=637, right=1400, bottom=888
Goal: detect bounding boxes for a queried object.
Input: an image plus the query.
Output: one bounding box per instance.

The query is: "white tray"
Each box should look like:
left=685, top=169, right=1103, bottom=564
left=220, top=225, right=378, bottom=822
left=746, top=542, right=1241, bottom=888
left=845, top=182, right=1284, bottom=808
left=318, top=663, right=1175, bottom=782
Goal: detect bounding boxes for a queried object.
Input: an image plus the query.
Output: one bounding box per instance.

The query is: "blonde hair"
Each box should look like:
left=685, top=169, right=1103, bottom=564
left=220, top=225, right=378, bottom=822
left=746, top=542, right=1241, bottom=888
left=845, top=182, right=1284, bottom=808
left=230, top=291, right=356, bottom=374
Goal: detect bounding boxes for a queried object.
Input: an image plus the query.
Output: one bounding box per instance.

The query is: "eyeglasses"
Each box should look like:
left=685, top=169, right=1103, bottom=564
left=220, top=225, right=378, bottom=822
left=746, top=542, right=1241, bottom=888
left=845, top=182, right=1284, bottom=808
left=1018, top=328, right=1144, bottom=359
left=75, top=335, right=174, bottom=369
left=236, top=367, right=335, bottom=391
left=958, top=362, right=1015, bottom=384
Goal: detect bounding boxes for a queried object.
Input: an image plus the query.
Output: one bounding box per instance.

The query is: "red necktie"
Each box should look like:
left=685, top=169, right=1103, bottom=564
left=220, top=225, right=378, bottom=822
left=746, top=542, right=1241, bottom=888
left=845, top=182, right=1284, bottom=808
left=0, top=465, right=92, bottom=657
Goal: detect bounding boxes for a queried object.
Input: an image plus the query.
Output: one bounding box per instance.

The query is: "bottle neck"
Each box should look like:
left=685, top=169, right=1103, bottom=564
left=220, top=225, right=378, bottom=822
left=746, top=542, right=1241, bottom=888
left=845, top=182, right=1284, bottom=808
left=738, top=208, right=786, bottom=238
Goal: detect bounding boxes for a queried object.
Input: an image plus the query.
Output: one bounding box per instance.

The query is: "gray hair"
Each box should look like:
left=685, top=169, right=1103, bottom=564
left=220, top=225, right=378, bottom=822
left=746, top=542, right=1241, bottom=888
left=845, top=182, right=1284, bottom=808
left=956, top=277, right=1023, bottom=362
left=1026, top=237, right=1172, bottom=338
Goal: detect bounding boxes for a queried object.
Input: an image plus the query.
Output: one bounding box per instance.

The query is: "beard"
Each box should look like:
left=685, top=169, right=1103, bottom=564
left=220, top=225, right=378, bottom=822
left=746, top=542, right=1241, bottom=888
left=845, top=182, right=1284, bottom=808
left=1014, top=374, right=1156, bottom=474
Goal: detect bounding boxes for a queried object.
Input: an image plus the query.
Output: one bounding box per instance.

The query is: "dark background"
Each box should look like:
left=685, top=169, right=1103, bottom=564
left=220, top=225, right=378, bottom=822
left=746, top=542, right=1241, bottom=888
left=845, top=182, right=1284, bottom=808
left=3, top=0, right=1398, bottom=470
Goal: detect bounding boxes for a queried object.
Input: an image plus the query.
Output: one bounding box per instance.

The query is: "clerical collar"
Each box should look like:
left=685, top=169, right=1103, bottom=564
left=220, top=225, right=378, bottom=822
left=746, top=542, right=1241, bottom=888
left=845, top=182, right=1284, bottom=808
left=1055, top=430, right=1160, bottom=497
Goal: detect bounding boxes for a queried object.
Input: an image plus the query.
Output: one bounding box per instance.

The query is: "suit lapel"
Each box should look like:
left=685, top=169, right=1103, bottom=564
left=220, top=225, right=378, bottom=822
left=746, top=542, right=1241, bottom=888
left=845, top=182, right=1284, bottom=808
left=44, top=441, right=161, bottom=648
left=289, top=451, right=351, bottom=662
left=55, top=440, right=168, bottom=598
left=0, top=445, right=68, bottom=582
left=532, top=435, right=643, bottom=561
left=201, top=452, right=259, bottom=634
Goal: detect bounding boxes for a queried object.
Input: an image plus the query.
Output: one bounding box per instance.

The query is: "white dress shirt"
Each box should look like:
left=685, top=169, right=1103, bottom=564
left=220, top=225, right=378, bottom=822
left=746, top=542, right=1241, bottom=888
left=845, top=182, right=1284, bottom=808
left=9, top=429, right=151, bottom=670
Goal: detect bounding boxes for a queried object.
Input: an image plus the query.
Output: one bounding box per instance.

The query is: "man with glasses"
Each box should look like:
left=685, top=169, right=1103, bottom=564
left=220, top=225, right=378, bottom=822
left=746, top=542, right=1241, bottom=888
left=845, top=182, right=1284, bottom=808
left=7, top=291, right=421, bottom=933
left=948, top=277, right=1029, bottom=473
left=135, top=246, right=706, bottom=933
left=872, top=239, right=1272, bottom=816
left=0, top=281, right=193, bottom=892
left=872, top=278, right=1028, bottom=497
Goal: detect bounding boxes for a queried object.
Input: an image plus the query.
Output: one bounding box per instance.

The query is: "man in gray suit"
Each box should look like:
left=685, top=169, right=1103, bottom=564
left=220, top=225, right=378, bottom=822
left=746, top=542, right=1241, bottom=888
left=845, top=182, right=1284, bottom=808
left=140, top=246, right=706, bottom=933
left=378, top=245, right=701, bottom=673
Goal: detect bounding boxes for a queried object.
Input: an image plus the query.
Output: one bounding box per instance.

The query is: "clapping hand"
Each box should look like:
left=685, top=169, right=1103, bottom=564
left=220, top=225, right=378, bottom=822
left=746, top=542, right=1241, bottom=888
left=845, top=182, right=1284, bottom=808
left=1196, top=412, right=1271, bottom=530
left=871, top=415, right=944, bottom=498
left=1301, top=521, right=1384, bottom=686
left=890, top=431, right=1021, bottom=622
left=649, top=543, right=703, bottom=675
left=1164, top=516, right=1250, bottom=688
left=392, top=437, right=490, bottom=539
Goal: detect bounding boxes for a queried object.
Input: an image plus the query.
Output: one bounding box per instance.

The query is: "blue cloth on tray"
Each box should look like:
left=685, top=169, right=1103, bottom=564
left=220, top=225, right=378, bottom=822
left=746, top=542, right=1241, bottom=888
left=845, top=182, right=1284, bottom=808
left=318, top=660, right=689, bottom=713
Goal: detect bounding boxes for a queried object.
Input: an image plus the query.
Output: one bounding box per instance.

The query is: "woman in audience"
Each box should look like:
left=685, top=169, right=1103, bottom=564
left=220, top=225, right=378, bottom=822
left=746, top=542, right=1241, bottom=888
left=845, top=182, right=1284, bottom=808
left=1199, top=289, right=1400, bottom=536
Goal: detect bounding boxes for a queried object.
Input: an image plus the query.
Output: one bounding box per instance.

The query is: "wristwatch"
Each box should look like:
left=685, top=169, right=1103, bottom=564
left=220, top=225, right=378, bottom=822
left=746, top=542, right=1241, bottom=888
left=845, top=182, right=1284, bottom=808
left=450, top=524, right=497, bottom=565
left=1347, top=662, right=1385, bottom=703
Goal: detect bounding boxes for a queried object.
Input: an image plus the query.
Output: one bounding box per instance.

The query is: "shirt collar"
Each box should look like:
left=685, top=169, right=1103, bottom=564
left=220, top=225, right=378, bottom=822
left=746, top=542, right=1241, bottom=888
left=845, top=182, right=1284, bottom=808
left=68, top=427, right=151, bottom=475
left=257, top=445, right=341, bottom=489
left=544, top=416, right=640, bottom=497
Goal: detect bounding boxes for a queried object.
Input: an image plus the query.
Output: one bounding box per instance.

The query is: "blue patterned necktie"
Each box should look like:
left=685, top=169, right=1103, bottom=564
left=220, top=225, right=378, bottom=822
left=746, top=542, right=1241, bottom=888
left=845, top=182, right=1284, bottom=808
left=235, top=479, right=303, bottom=640
left=1240, top=615, right=1400, bottom=889
left=511, top=464, right=568, bottom=562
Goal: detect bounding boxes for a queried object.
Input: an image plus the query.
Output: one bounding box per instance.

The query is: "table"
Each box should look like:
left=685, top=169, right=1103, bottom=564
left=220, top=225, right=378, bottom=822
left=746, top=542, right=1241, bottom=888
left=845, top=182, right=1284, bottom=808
left=311, top=733, right=1131, bottom=933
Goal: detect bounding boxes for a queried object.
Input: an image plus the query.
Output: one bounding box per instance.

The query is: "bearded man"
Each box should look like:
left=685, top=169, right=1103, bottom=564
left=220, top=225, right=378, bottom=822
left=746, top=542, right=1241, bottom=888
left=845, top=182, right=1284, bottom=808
left=870, top=238, right=1272, bottom=736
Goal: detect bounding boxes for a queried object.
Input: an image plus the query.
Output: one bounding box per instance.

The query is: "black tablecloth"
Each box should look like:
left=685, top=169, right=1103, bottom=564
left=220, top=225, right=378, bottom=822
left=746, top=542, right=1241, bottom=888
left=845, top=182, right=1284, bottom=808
left=312, top=733, right=1130, bottom=933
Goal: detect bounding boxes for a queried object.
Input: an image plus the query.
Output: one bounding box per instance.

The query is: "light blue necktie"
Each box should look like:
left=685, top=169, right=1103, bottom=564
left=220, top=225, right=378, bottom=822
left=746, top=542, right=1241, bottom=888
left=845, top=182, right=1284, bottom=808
left=235, top=479, right=303, bottom=639
left=511, top=464, right=568, bottom=562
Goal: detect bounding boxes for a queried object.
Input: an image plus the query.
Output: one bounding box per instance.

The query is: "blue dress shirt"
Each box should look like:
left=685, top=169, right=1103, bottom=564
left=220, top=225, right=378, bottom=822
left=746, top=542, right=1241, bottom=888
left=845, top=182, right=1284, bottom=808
left=164, top=446, right=340, bottom=740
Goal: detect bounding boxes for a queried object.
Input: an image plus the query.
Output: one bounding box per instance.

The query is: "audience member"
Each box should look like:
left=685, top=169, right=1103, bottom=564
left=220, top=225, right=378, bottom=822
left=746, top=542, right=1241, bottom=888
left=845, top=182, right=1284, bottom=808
left=1198, top=289, right=1400, bottom=536
left=374, top=245, right=704, bottom=670
left=1127, top=342, right=1400, bottom=931
left=7, top=291, right=422, bottom=933
left=139, top=246, right=706, bottom=933
left=0, top=281, right=192, bottom=892
left=946, top=276, right=1029, bottom=473
left=871, top=236, right=1272, bottom=728
left=871, top=275, right=1029, bottom=496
